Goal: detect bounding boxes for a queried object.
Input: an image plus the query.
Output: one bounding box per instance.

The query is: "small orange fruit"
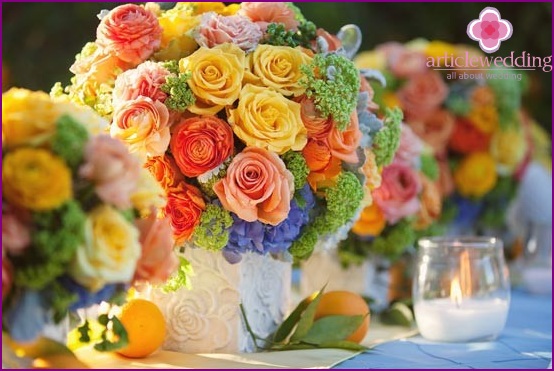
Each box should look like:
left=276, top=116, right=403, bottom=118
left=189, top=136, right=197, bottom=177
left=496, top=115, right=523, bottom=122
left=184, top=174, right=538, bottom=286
left=116, top=299, right=166, bottom=358
left=314, top=290, right=370, bottom=343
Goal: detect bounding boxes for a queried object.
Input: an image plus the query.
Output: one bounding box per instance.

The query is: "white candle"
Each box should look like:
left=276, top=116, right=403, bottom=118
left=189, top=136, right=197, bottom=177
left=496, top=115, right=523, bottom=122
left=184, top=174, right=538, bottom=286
left=414, top=298, right=509, bottom=342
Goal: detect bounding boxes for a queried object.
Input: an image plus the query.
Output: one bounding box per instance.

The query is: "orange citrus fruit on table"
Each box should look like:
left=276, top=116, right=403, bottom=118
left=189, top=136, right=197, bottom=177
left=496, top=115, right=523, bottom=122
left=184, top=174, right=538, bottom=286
left=116, top=299, right=166, bottom=358
left=314, top=290, right=371, bottom=343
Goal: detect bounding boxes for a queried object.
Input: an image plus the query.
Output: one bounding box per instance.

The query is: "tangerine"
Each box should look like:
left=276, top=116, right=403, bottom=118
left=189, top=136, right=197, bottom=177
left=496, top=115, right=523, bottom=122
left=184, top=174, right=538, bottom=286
left=116, top=299, right=166, bottom=358
left=314, top=290, right=370, bottom=343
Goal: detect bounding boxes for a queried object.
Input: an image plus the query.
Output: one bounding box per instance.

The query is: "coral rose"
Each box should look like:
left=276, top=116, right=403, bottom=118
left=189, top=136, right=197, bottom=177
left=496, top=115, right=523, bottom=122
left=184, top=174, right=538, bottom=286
left=79, top=135, right=141, bottom=209
left=388, top=49, right=427, bottom=78
left=145, top=155, right=184, bottom=190
left=327, top=112, right=362, bottom=164
left=373, top=161, right=422, bottom=224
left=395, top=124, right=424, bottom=168
left=97, top=4, right=162, bottom=65
left=303, top=139, right=333, bottom=172
left=111, top=96, right=170, bottom=158
left=180, top=43, right=246, bottom=115
left=414, top=174, right=442, bottom=230
left=453, top=152, right=497, bottom=198
left=134, top=213, right=178, bottom=284
left=449, top=117, right=491, bottom=154
left=352, top=203, right=386, bottom=237
left=112, top=61, right=170, bottom=108
left=296, top=95, right=334, bottom=140
left=170, top=116, right=234, bottom=177
left=213, top=147, right=294, bottom=225
left=239, top=2, right=299, bottom=32
left=228, top=84, right=307, bottom=154
left=165, top=182, right=206, bottom=245
left=398, top=71, right=448, bottom=122
left=195, top=12, right=262, bottom=52
left=408, top=109, right=454, bottom=156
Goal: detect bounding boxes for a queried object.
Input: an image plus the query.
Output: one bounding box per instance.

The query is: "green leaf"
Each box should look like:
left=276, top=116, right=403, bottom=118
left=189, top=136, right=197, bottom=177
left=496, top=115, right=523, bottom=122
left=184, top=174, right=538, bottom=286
left=316, top=340, right=368, bottom=351
left=301, top=315, right=366, bottom=344
left=273, top=295, right=313, bottom=343
left=93, top=315, right=129, bottom=352
left=290, top=286, right=326, bottom=342
left=77, top=321, right=91, bottom=343
left=380, top=302, right=414, bottom=327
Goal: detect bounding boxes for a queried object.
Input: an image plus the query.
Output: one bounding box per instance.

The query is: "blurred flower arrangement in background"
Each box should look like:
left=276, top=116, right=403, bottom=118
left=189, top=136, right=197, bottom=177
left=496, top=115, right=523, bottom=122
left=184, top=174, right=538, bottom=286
left=2, top=89, right=176, bottom=350
left=54, top=2, right=403, bottom=265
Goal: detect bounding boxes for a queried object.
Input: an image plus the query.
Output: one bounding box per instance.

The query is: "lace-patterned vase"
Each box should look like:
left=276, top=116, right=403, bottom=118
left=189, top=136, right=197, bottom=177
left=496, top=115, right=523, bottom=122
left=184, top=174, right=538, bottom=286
left=140, top=248, right=291, bottom=353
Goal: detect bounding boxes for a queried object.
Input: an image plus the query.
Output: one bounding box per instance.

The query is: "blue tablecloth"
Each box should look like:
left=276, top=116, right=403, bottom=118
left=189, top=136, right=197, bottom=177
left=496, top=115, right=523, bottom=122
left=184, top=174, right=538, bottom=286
left=335, top=290, right=552, bottom=369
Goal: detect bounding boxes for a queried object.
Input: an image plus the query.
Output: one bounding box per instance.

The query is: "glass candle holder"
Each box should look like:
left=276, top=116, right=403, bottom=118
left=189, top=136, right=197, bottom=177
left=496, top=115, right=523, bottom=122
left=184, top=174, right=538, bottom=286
left=413, top=237, right=510, bottom=342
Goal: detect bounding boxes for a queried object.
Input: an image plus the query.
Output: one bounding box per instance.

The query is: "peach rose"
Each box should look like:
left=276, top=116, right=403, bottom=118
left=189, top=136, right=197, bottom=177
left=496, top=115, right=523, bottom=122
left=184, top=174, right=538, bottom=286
left=180, top=43, right=246, bottom=115
left=145, top=155, right=184, bottom=190
left=213, top=147, right=294, bottom=225
left=296, top=95, right=334, bottom=140
left=170, top=116, right=234, bottom=177
left=112, top=61, right=170, bottom=108
left=327, top=112, right=362, bottom=164
left=2, top=207, right=31, bottom=256
left=398, top=71, right=448, bottom=122
left=97, top=4, right=162, bottom=65
left=388, top=49, right=427, bottom=78
left=164, top=182, right=206, bottom=246
left=414, top=174, right=442, bottom=230
left=239, top=2, right=299, bottom=32
left=195, top=12, right=262, bottom=52
left=79, top=135, right=141, bottom=209
left=395, top=124, right=424, bottom=167
left=408, top=109, right=454, bottom=156
left=70, top=43, right=130, bottom=84
left=373, top=161, right=422, bottom=224
left=111, top=96, right=170, bottom=158
left=134, top=213, right=178, bottom=284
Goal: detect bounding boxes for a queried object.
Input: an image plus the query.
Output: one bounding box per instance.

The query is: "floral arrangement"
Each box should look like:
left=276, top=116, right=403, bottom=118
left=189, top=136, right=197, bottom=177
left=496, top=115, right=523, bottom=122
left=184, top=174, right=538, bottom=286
left=354, top=40, right=529, bottom=234
left=339, top=122, right=442, bottom=264
left=2, top=88, right=176, bottom=349
left=55, top=2, right=402, bottom=264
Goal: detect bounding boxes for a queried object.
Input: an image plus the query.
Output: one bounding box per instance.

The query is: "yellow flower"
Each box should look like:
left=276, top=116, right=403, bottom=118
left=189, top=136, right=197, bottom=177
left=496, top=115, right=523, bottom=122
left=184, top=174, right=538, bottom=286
left=468, top=105, right=498, bottom=134
left=3, top=148, right=72, bottom=210
left=405, top=38, right=429, bottom=52
left=245, top=45, right=312, bottom=97
left=382, top=92, right=402, bottom=111
left=188, top=2, right=237, bottom=15
left=453, top=152, right=498, bottom=198
left=360, top=149, right=382, bottom=206
left=424, top=40, right=457, bottom=59
left=69, top=205, right=141, bottom=291
left=490, top=127, right=527, bottom=176
left=131, top=168, right=167, bottom=216
left=352, top=203, right=386, bottom=237
left=180, top=43, right=246, bottom=115
left=228, top=84, right=307, bottom=154
left=2, top=88, right=58, bottom=148
left=354, top=50, right=386, bottom=70
left=155, top=9, right=200, bottom=61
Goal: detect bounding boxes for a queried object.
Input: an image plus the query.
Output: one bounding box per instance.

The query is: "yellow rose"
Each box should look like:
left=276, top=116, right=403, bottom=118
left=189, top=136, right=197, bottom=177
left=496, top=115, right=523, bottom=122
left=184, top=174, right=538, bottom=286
left=453, top=152, right=498, bottom=198
left=180, top=43, right=246, bottom=115
left=245, top=45, right=312, bottom=97
left=2, top=88, right=58, bottom=148
left=424, top=40, right=457, bottom=59
left=382, top=92, right=402, bottom=111
left=69, top=205, right=142, bottom=291
left=490, top=128, right=527, bottom=176
left=155, top=9, right=200, bottom=61
left=354, top=50, right=386, bottom=71
left=228, top=84, right=307, bottom=154
left=3, top=148, right=72, bottom=211
left=468, top=105, right=498, bottom=134
left=131, top=168, right=167, bottom=216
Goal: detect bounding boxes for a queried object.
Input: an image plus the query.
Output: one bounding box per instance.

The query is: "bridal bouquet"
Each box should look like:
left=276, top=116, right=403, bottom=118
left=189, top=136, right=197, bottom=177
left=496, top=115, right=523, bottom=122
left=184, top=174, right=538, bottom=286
left=355, top=40, right=528, bottom=234
left=55, top=2, right=401, bottom=263
left=2, top=89, right=176, bottom=349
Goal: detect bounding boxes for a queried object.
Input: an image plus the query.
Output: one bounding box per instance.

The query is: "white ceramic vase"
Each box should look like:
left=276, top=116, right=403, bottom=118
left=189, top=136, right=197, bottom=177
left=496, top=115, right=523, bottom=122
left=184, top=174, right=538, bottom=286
left=142, top=248, right=291, bottom=353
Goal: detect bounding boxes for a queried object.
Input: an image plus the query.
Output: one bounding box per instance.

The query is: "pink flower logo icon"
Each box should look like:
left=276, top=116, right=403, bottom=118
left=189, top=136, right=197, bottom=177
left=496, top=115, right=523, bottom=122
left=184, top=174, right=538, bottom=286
left=467, top=7, right=513, bottom=53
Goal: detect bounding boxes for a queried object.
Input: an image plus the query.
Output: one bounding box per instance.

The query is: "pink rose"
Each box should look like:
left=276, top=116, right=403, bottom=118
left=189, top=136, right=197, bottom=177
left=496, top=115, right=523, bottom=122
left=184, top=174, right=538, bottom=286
left=398, top=71, right=448, bottom=122
left=97, top=4, right=162, bottom=65
left=2, top=256, right=13, bottom=301
left=394, top=124, right=424, bottom=167
left=373, top=161, right=422, bottom=224
left=79, top=135, right=141, bottom=209
left=195, top=12, right=263, bottom=52
left=2, top=208, right=31, bottom=256
left=213, top=147, right=294, bottom=225
left=239, top=2, right=299, bottom=32
left=111, top=96, right=170, bottom=158
left=70, top=46, right=131, bottom=84
left=112, top=61, right=170, bottom=108
left=388, top=49, right=427, bottom=78
left=134, top=213, right=178, bottom=284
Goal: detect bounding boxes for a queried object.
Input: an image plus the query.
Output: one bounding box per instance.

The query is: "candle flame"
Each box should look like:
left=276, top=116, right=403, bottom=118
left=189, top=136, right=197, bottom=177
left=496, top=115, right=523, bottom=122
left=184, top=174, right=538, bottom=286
left=450, top=277, right=463, bottom=306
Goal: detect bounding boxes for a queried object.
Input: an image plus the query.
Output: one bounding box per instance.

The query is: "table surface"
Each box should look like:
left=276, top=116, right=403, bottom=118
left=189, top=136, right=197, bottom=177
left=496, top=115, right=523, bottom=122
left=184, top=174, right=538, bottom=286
left=335, top=289, right=552, bottom=369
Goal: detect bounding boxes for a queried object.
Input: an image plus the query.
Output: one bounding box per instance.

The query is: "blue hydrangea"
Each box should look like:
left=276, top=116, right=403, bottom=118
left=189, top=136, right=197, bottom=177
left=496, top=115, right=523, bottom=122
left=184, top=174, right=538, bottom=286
left=58, top=276, right=121, bottom=311
left=452, top=194, right=484, bottom=230
left=5, top=290, right=49, bottom=342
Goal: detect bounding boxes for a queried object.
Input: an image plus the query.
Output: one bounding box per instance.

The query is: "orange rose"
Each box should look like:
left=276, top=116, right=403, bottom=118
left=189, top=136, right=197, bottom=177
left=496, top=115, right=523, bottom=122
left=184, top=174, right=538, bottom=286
left=327, top=112, right=362, bottom=164
left=170, top=116, right=234, bottom=177
left=303, top=139, right=333, bottom=172
left=414, top=174, right=442, bottom=230
left=213, top=147, right=294, bottom=225
left=296, top=95, right=334, bottom=140
left=164, top=182, right=206, bottom=245
left=352, top=203, right=386, bottom=237
left=471, top=86, right=495, bottom=106
left=398, top=71, right=448, bottom=122
left=408, top=109, right=454, bottom=156
left=144, top=155, right=184, bottom=190
left=448, top=117, right=491, bottom=154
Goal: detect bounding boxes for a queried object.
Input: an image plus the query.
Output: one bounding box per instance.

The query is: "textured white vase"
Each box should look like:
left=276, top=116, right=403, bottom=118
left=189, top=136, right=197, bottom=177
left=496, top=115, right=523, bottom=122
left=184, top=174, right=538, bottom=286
left=300, top=249, right=391, bottom=311
left=143, top=248, right=291, bottom=353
